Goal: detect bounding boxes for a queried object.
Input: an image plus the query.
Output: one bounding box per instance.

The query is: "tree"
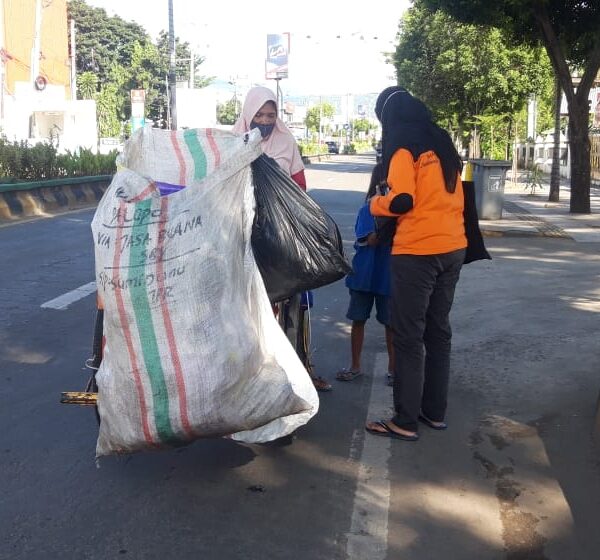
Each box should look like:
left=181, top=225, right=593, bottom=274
left=305, top=103, right=335, bottom=133
left=155, top=31, right=213, bottom=89
left=68, top=0, right=150, bottom=85
left=76, top=71, right=98, bottom=99
left=422, top=0, right=600, bottom=212
left=549, top=76, right=562, bottom=202
left=67, top=0, right=213, bottom=131
left=216, top=98, right=241, bottom=125
left=352, top=118, right=372, bottom=134
left=394, top=3, right=553, bottom=157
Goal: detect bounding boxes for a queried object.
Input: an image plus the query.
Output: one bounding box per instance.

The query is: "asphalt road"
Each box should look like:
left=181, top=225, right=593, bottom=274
left=1, top=154, right=600, bottom=560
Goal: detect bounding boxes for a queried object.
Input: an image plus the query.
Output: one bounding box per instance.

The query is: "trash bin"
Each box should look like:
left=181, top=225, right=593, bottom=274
left=468, top=159, right=512, bottom=220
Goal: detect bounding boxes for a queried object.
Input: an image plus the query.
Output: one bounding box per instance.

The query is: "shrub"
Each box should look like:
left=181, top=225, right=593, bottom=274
left=297, top=140, right=328, bottom=156
left=0, top=138, right=116, bottom=182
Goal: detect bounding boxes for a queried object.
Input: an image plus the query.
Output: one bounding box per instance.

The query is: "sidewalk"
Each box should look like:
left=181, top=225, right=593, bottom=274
left=479, top=176, right=600, bottom=242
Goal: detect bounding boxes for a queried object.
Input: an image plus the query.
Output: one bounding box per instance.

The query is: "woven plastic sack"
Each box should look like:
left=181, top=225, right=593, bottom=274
left=92, top=127, right=318, bottom=456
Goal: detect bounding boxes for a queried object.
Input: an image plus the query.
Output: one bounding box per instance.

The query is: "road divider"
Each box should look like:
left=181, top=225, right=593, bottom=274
left=0, top=175, right=112, bottom=223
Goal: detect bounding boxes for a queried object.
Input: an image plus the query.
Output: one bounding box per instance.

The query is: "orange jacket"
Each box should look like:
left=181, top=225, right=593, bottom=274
left=370, top=148, right=466, bottom=255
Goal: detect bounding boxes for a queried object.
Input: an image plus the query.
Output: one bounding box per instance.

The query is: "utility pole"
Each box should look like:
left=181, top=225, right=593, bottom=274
left=31, top=0, right=42, bottom=87
left=0, top=0, right=5, bottom=129
left=189, top=46, right=194, bottom=89
left=167, top=0, right=177, bottom=129
left=69, top=18, right=76, bottom=100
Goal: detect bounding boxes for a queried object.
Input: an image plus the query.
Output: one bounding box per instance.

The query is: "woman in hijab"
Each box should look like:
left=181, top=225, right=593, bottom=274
left=366, top=87, right=466, bottom=441
left=232, top=86, right=306, bottom=189
left=233, top=86, right=332, bottom=392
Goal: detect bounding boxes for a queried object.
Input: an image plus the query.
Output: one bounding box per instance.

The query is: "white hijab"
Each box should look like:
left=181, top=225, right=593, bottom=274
left=232, top=86, right=304, bottom=176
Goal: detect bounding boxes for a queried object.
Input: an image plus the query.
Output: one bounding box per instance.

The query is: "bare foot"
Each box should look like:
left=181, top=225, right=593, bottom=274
left=365, top=419, right=418, bottom=439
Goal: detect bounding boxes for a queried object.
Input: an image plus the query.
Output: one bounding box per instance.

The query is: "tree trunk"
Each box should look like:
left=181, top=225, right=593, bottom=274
left=568, top=98, right=591, bottom=213
left=531, top=0, right=599, bottom=213
left=469, top=127, right=481, bottom=158
left=548, top=75, right=561, bottom=202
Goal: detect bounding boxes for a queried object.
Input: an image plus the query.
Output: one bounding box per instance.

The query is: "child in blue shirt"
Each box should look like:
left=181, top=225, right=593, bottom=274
left=336, top=163, right=394, bottom=384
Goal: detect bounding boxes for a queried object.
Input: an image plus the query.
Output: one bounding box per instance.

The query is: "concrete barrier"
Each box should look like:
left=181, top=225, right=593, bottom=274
left=0, top=175, right=112, bottom=223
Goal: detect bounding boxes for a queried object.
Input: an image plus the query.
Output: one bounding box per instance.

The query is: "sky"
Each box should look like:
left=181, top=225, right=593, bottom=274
left=85, top=0, right=412, bottom=96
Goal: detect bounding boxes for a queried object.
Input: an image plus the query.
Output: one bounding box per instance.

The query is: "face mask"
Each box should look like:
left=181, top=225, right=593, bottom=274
left=251, top=122, right=275, bottom=138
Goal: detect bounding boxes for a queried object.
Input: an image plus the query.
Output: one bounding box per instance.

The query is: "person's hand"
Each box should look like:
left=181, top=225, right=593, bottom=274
left=366, top=232, right=379, bottom=246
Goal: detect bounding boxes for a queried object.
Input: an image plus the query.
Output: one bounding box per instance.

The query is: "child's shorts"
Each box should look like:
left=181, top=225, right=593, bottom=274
left=346, top=289, right=390, bottom=325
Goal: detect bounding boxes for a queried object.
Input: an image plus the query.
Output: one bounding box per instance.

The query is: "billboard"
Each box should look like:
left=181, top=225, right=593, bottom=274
left=265, top=33, right=290, bottom=80
left=130, top=89, right=145, bottom=132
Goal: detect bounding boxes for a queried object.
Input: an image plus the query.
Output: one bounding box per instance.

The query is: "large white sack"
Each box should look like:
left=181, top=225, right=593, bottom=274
left=92, top=127, right=318, bottom=456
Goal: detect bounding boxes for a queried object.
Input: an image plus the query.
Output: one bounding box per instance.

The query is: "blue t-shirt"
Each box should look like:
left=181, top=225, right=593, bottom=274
left=345, top=202, right=391, bottom=296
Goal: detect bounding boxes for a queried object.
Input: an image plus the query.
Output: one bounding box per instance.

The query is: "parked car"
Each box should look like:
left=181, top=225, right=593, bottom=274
left=325, top=141, right=339, bottom=154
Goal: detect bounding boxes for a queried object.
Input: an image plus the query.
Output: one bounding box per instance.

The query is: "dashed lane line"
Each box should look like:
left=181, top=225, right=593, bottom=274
left=41, top=281, right=96, bottom=310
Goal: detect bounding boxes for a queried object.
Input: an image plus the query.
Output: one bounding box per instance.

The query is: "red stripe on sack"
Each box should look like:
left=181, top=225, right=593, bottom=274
left=170, top=130, right=187, bottom=186
left=129, top=182, right=156, bottom=203
left=206, top=128, right=221, bottom=169
left=155, top=197, right=195, bottom=438
left=112, top=200, right=155, bottom=445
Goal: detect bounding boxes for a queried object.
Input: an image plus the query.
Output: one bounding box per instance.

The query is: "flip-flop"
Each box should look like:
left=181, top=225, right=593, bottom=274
left=418, top=414, right=448, bottom=430
left=365, top=420, right=419, bottom=441
left=335, top=368, right=362, bottom=382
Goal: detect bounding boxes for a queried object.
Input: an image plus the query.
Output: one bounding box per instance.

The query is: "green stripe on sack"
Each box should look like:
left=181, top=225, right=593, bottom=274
left=129, top=198, right=177, bottom=443
left=183, top=129, right=208, bottom=180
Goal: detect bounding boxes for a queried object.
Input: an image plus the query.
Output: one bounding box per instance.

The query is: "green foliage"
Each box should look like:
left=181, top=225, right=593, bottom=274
left=351, top=118, right=372, bottom=134
left=77, top=71, right=98, bottom=99
left=353, top=141, right=374, bottom=153
left=305, top=103, right=335, bottom=132
left=297, top=141, right=328, bottom=156
left=472, top=113, right=511, bottom=159
left=420, top=0, right=600, bottom=210
left=394, top=2, right=553, bottom=138
left=524, top=164, right=545, bottom=195
left=67, top=0, right=213, bottom=130
left=0, top=139, right=116, bottom=181
left=216, top=98, right=241, bottom=125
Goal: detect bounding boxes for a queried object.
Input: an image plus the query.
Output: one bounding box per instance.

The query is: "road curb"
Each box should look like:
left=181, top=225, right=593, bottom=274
left=0, top=176, right=111, bottom=223
left=481, top=228, right=546, bottom=238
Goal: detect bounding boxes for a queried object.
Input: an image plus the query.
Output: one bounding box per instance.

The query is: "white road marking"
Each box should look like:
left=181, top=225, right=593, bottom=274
left=346, top=352, right=392, bottom=560
left=41, top=281, right=97, bottom=310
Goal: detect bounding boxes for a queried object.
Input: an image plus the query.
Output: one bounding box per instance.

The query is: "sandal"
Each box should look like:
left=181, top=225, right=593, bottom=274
left=418, top=413, right=448, bottom=430
left=311, top=376, right=332, bottom=392
left=335, top=368, right=362, bottom=382
left=365, top=420, right=419, bottom=441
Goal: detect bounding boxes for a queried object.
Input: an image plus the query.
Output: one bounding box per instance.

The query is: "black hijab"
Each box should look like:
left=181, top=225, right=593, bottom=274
left=375, top=86, right=462, bottom=193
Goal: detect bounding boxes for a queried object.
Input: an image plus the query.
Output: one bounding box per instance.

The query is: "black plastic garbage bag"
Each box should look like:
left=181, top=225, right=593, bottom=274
left=462, top=180, right=492, bottom=264
left=251, top=154, right=352, bottom=302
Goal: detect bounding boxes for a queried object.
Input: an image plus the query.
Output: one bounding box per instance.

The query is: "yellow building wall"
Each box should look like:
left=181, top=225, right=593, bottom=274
left=3, top=0, right=70, bottom=98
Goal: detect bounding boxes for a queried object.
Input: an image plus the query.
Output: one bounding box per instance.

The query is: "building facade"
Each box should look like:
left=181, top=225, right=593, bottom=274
left=0, top=0, right=97, bottom=151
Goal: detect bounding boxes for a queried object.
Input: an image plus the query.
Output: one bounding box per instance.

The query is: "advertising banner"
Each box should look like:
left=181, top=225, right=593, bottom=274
left=130, top=89, right=145, bottom=132
left=265, top=33, right=290, bottom=80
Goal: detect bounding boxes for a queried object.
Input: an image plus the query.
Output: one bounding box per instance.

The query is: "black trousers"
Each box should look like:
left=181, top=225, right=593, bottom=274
left=389, top=249, right=465, bottom=431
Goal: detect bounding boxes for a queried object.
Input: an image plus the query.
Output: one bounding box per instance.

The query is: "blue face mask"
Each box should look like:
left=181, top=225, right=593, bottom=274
left=251, top=122, right=275, bottom=138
